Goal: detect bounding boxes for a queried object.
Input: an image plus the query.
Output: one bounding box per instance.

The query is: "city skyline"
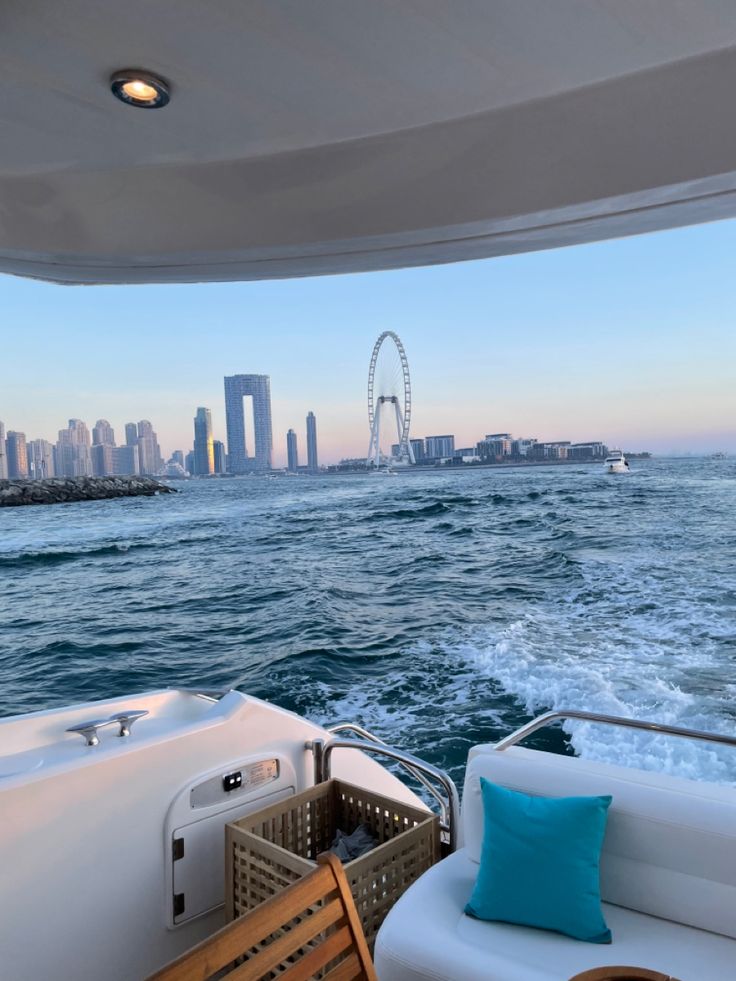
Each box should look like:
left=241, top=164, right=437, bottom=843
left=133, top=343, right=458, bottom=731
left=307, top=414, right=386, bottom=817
left=2, top=219, right=735, bottom=462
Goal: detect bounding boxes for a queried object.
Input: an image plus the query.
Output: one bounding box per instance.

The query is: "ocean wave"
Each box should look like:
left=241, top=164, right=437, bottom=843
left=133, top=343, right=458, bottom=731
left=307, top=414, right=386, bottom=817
left=365, top=501, right=450, bottom=521
left=0, top=540, right=161, bottom=569
left=2, top=459, right=734, bottom=794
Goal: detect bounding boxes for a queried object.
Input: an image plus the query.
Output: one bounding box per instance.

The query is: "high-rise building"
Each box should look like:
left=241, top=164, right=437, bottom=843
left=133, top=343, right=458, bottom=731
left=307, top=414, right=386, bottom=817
left=224, top=374, right=273, bottom=473
left=27, top=439, right=55, bottom=478
left=125, top=422, right=138, bottom=446
left=306, top=411, right=318, bottom=472
left=136, top=420, right=162, bottom=475
left=92, top=419, right=116, bottom=446
left=286, top=429, right=299, bottom=472
left=91, top=443, right=114, bottom=476
left=568, top=442, right=607, bottom=460
left=185, top=450, right=195, bottom=475
left=6, top=431, right=29, bottom=478
left=0, top=421, right=7, bottom=479
left=425, top=435, right=455, bottom=459
left=113, top=446, right=140, bottom=474
left=55, top=419, right=92, bottom=476
left=171, top=450, right=185, bottom=468
left=410, top=438, right=426, bottom=462
left=193, top=407, right=215, bottom=475
left=212, top=441, right=226, bottom=474
left=477, top=434, right=512, bottom=461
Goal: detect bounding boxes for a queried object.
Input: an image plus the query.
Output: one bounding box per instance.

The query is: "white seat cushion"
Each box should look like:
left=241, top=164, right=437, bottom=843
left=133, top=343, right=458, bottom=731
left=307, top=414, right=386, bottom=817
left=374, top=850, right=736, bottom=981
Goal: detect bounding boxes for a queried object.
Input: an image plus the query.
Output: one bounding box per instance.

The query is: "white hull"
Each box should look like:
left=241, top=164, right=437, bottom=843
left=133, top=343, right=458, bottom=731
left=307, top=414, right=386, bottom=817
left=0, top=690, right=421, bottom=981
left=606, top=461, right=630, bottom=474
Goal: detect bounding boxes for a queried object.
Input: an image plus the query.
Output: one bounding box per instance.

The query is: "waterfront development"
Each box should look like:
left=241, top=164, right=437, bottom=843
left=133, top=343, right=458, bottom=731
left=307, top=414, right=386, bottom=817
left=1, top=457, right=733, bottom=788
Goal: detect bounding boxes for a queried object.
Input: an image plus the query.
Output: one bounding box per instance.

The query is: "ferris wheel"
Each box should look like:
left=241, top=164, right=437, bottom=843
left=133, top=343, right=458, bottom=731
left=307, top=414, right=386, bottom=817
left=366, top=331, right=415, bottom=466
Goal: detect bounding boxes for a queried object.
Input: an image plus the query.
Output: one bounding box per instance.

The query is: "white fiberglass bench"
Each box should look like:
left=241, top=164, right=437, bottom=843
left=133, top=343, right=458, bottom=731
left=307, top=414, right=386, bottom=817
left=375, top=713, right=736, bottom=981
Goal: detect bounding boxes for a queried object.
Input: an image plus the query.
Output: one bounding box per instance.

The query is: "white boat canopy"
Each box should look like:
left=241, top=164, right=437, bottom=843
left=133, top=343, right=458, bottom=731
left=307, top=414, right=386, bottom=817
left=3, top=1, right=736, bottom=285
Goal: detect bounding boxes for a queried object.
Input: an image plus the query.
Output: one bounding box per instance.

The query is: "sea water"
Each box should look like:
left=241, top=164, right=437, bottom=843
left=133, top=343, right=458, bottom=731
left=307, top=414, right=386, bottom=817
left=1, top=458, right=734, bottom=787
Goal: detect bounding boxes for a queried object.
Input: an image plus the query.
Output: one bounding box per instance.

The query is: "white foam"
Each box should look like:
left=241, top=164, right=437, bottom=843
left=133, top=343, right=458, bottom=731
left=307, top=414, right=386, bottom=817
left=451, top=612, right=736, bottom=785
left=304, top=602, right=736, bottom=786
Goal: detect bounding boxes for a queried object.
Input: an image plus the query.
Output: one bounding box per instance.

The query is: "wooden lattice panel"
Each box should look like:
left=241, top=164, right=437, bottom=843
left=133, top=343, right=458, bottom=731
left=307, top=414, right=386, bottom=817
left=226, top=779, right=440, bottom=951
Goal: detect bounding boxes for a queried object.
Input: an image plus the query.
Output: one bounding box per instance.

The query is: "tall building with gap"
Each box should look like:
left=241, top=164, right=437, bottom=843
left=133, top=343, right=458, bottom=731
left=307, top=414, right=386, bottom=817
left=306, top=411, right=318, bottom=472
left=224, top=374, right=273, bottom=473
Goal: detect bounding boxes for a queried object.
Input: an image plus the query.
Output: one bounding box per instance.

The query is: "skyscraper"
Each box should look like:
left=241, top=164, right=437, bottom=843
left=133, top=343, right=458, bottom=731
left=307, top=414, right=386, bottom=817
left=193, top=407, right=215, bottom=475
left=425, top=435, right=455, bottom=459
left=306, top=411, right=318, bottom=473
left=136, top=420, right=162, bottom=475
left=224, top=374, right=273, bottom=473
left=91, top=443, right=114, bottom=476
left=125, top=422, right=138, bottom=446
left=286, top=429, right=299, bottom=472
left=410, top=438, right=426, bottom=462
left=6, top=431, right=29, bottom=478
left=212, top=441, right=226, bottom=474
left=0, top=422, right=7, bottom=479
left=28, top=439, right=55, bottom=478
left=55, top=419, right=92, bottom=476
left=92, top=419, right=116, bottom=446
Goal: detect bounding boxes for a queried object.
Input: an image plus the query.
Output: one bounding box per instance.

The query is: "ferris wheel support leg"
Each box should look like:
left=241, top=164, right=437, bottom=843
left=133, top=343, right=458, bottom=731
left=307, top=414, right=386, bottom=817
left=393, top=402, right=415, bottom=464
left=366, top=407, right=382, bottom=467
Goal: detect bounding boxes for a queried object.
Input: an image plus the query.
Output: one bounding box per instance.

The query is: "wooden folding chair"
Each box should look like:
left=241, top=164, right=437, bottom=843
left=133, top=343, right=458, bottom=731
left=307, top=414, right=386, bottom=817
left=147, top=853, right=377, bottom=981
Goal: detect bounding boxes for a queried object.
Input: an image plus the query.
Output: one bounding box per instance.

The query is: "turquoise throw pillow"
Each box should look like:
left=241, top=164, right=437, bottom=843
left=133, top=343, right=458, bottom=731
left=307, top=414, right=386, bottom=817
left=465, top=778, right=612, bottom=943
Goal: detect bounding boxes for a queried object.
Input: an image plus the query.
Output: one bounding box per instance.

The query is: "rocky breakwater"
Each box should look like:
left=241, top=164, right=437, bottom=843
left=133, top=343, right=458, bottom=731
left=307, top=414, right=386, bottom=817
left=0, top=476, right=178, bottom=507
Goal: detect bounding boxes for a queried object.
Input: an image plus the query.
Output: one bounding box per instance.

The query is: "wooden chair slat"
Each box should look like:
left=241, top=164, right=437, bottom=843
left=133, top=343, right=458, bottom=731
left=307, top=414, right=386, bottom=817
left=226, top=900, right=346, bottom=981
left=147, top=852, right=377, bottom=981
left=277, top=925, right=353, bottom=981
left=148, top=865, right=338, bottom=981
left=322, top=952, right=365, bottom=981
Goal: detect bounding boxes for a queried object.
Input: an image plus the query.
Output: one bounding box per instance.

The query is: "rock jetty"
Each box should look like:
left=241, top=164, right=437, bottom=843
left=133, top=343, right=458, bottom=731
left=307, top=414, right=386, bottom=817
left=0, top=476, right=177, bottom=507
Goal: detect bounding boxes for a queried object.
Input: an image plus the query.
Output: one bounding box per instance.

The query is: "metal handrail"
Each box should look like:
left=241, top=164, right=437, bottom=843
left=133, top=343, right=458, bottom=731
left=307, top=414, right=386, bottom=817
left=494, top=709, right=736, bottom=752
left=318, top=736, right=461, bottom=853
left=327, top=722, right=449, bottom=825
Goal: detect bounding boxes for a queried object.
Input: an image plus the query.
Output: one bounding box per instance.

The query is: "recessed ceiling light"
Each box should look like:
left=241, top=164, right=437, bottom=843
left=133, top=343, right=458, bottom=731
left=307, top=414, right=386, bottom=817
left=110, top=70, right=170, bottom=109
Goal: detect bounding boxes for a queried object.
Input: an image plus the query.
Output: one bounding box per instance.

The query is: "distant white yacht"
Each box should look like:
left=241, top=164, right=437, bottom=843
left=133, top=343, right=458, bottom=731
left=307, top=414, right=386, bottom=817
left=605, top=449, right=630, bottom=474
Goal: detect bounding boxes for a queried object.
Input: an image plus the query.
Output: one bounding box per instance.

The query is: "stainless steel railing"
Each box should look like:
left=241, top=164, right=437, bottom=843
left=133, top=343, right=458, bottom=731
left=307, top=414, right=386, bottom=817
left=494, top=709, right=736, bottom=751
left=327, top=722, right=450, bottom=826
left=307, top=734, right=461, bottom=853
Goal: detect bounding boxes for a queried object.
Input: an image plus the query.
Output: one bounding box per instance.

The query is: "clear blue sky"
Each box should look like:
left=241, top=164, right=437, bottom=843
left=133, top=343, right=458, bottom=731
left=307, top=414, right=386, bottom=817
left=2, top=219, right=735, bottom=465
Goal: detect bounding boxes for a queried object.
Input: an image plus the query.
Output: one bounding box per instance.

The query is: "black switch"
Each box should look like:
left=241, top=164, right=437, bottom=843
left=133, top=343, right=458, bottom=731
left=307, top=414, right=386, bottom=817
left=223, top=770, right=242, bottom=792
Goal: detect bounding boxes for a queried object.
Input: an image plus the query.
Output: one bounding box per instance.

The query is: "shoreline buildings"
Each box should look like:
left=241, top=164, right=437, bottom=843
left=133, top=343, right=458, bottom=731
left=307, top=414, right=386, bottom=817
left=224, top=374, right=273, bottom=473
left=373, top=431, right=611, bottom=472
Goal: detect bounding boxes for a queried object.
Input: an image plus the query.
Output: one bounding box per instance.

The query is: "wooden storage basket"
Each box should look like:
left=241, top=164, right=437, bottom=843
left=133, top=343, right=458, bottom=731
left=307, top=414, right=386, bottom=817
left=226, top=778, right=440, bottom=950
